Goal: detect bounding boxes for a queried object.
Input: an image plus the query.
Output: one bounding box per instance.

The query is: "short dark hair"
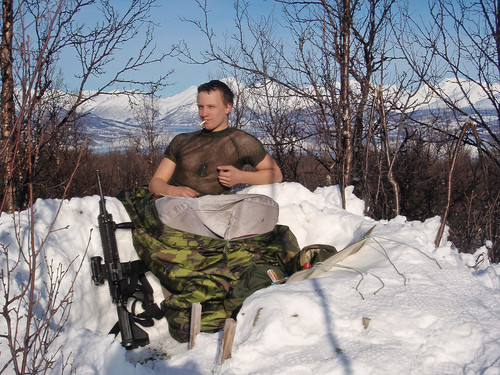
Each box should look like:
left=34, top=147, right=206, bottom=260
left=197, top=80, right=234, bottom=105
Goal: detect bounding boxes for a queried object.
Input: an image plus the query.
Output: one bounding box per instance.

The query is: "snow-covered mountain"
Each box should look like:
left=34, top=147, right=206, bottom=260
left=80, top=85, right=200, bottom=150
left=79, top=78, right=498, bottom=151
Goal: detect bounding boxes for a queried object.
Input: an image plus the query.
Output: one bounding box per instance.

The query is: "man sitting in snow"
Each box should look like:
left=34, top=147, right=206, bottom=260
left=149, top=79, right=282, bottom=197
left=148, top=79, right=283, bottom=239
left=119, top=79, right=335, bottom=342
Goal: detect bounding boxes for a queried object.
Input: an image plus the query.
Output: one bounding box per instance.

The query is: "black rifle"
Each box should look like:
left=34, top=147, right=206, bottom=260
left=91, top=170, right=162, bottom=349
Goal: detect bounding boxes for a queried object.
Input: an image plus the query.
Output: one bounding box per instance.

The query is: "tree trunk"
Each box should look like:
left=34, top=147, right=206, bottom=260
left=435, top=121, right=470, bottom=248
left=340, top=0, right=352, bottom=208
left=1, top=0, right=16, bottom=212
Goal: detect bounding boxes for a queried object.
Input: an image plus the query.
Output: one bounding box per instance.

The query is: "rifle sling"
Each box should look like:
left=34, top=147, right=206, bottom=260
left=109, top=260, right=164, bottom=336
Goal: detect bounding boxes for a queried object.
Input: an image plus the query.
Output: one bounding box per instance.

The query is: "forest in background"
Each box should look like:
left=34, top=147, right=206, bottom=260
left=30, top=125, right=498, bottom=263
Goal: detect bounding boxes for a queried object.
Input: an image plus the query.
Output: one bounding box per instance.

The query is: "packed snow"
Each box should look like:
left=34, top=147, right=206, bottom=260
left=1, top=182, right=499, bottom=374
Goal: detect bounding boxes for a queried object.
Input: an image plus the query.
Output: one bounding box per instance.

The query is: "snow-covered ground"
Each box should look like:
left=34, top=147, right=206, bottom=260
left=1, top=182, right=499, bottom=374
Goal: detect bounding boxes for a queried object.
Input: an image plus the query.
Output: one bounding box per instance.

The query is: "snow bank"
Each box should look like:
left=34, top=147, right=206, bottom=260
left=1, top=182, right=499, bottom=374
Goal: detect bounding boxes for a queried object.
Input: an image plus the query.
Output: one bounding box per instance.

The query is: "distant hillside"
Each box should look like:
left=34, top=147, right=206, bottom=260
left=79, top=85, right=200, bottom=150
left=78, top=78, right=498, bottom=151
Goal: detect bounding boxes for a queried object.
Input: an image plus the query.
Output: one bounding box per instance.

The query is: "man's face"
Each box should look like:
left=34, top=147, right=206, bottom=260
left=197, top=89, right=232, bottom=132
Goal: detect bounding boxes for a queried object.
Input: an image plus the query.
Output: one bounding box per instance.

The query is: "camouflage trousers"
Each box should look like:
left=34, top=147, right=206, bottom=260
left=119, top=188, right=302, bottom=342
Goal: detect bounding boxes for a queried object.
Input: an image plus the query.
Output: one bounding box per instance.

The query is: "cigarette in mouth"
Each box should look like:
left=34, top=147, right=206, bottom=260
left=198, top=120, right=206, bottom=127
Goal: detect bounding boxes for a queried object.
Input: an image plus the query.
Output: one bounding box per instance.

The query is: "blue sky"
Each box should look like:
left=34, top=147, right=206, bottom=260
left=150, top=0, right=280, bottom=95
left=59, top=0, right=278, bottom=96
left=61, top=0, right=431, bottom=97
left=153, top=0, right=239, bottom=95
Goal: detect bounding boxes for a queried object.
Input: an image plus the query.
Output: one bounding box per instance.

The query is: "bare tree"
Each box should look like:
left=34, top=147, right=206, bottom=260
left=399, top=0, right=500, bottom=165
left=397, top=0, right=499, bottom=257
left=0, top=0, right=14, bottom=212
left=177, top=0, right=400, bottom=208
left=247, top=80, right=313, bottom=182
left=128, top=82, right=170, bottom=176
left=0, top=1, right=173, bottom=371
left=1, top=129, right=88, bottom=374
left=1, top=0, right=172, bottom=212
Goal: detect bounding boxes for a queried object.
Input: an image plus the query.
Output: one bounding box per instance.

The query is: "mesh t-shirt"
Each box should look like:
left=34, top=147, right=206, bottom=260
left=164, top=127, right=268, bottom=195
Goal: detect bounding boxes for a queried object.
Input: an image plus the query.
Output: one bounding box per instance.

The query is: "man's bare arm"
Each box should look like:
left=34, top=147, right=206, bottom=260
left=217, top=154, right=283, bottom=187
left=149, top=158, right=200, bottom=197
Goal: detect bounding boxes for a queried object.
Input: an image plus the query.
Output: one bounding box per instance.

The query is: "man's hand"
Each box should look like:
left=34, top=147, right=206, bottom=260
left=218, top=155, right=283, bottom=188
left=167, top=186, right=201, bottom=198
left=149, top=158, right=200, bottom=197
left=217, top=165, right=242, bottom=187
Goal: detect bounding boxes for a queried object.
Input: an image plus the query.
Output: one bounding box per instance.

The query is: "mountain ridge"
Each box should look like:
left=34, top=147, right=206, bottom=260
left=79, top=78, right=498, bottom=150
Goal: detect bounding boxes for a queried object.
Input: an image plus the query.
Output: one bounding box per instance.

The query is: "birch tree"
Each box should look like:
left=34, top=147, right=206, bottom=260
left=1, top=0, right=171, bottom=211
left=177, top=0, right=398, bottom=209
